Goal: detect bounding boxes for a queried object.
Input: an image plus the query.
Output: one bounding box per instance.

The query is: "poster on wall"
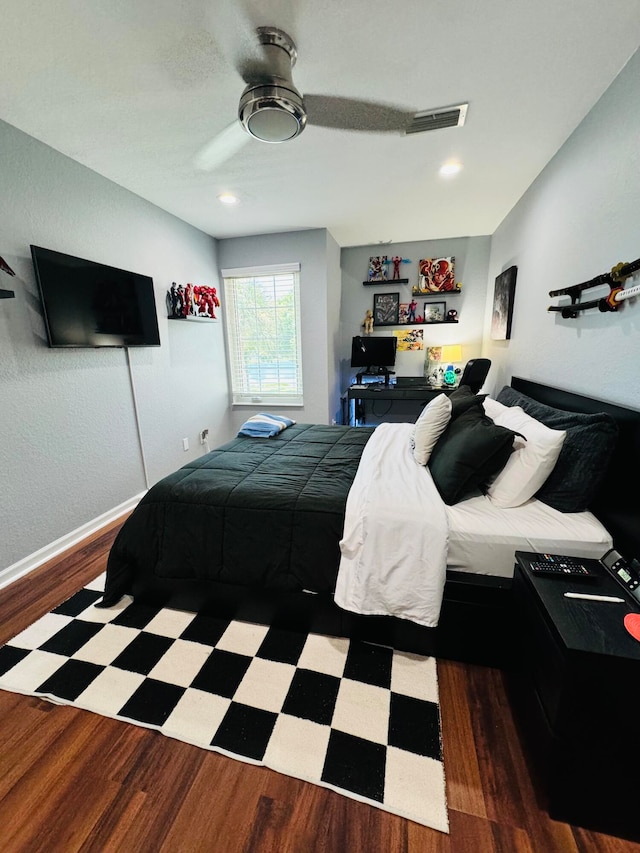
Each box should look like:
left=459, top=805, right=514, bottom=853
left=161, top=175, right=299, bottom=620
left=393, top=328, right=424, bottom=351
left=491, top=266, right=517, bottom=340
left=414, top=257, right=458, bottom=294
left=373, top=292, right=399, bottom=326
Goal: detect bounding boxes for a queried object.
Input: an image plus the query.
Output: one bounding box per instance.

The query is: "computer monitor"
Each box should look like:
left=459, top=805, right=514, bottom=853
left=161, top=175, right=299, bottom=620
left=351, top=335, right=397, bottom=384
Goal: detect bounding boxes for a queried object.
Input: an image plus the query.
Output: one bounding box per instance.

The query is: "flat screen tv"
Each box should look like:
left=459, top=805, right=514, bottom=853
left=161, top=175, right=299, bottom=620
left=31, top=245, right=161, bottom=348
left=351, top=335, right=397, bottom=370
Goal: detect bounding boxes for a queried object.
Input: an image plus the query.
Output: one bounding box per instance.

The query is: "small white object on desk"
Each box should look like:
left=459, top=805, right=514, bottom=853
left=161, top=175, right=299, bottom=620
left=564, top=592, right=626, bottom=603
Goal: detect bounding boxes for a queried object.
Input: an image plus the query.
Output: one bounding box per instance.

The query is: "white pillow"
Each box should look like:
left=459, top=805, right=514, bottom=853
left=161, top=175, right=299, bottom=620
left=412, top=393, right=452, bottom=465
left=482, top=398, right=566, bottom=507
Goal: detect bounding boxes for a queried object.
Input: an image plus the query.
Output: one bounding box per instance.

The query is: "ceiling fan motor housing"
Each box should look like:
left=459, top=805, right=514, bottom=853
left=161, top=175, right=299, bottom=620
left=239, top=27, right=307, bottom=143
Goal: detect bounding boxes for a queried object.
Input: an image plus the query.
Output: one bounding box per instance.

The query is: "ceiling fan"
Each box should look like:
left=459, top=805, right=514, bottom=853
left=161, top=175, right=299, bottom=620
left=195, top=26, right=468, bottom=171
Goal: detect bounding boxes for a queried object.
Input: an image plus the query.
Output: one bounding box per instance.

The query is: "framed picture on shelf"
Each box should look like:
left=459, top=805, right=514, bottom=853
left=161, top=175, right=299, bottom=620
left=367, top=255, right=388, bottom=282
left=491, top=265, right=517, bottom=340
left=423, top=301, right=446, bottom=323
left=414, top=257, right=458, bottom=294
left=373, top=292, right=400, bottom=326
left=398, top=302, right=410, bottom=324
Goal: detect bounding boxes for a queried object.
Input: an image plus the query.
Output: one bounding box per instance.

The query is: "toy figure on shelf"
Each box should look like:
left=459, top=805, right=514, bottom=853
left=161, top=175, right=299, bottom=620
left=169, top=283, right=182, bottom=318
left=389, top=256, right=410, bottom=280
left=368, top=256, right=388, bottom=281
left=446, top=309, right=458, bottom=322
left=168, top=282, right=220, bottom=319
left=407, top=298, right=418, bottom=322
left=363, top=309, right=374, bottom=334
left=183, top=283, right=194, bottom=317
left=196, top=285, right=221, bottom=318
left=193, top=285, right=204, bottom=315
left=175, top=285, right=185, bottom=316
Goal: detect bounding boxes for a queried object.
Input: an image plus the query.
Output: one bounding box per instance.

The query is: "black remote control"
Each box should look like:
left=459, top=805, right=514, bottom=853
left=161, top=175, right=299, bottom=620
left=526, top=553, right=598, bottom=579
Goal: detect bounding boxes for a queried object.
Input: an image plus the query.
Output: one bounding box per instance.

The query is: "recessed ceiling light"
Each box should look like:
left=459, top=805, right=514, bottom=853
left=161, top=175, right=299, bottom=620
left=218, top=193, right=239, bottom=205
left=439, top=162, right=462, bottom=177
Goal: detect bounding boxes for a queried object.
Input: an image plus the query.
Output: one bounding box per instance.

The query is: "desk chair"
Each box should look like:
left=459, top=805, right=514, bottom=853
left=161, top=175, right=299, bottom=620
left=459, top=358, right=491, bottom=394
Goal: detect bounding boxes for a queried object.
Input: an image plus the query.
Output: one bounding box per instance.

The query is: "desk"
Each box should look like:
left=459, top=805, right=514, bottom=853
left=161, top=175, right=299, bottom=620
left=344, top=385, right=453, bottom=425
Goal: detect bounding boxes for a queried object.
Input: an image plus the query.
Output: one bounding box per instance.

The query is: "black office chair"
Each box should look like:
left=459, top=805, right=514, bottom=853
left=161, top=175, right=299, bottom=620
left=459, top=358, right=491, bottom=394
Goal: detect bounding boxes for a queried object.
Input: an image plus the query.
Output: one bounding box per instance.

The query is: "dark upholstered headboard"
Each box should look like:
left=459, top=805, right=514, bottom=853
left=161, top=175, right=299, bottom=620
left=511, top=377, right=640, bottom=561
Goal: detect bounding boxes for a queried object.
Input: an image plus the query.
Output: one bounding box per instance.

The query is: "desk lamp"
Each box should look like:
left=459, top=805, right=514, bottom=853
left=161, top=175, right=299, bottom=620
left=440, top=344, right=463, bottom=386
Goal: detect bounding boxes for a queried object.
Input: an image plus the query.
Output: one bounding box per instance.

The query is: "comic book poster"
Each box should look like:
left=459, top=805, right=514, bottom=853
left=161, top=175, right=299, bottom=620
left=367, top=256, right=388, bottom=281
left=393, top=328, right=424, bottom=351
left=414, top=257, right=458, bottom=293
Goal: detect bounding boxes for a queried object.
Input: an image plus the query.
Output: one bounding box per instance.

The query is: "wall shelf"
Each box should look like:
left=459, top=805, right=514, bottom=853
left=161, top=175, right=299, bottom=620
left=363, top=278, right=409, bottom=286
left=374, top=320, right=458, bottom=328
left=0, top=289, right=15, bottom=299
left=168, top=315, right=217, bottom=322
left=411, top=289, right=461, bottom=297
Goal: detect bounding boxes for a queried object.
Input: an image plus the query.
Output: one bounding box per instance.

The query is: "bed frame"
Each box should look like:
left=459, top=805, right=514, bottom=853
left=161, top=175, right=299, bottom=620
left=131, top=378, right=640, bottom=669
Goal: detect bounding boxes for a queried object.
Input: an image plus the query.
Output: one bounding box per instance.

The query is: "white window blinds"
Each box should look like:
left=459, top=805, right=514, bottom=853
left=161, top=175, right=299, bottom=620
left=221, top=263, right=303, bottom=406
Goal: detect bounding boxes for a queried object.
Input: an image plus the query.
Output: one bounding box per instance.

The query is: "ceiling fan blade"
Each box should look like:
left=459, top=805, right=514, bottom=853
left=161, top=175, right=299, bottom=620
left=194, top=121, right=250, bottom=171
left=204, top=0, right=264, bottom=79
left=304, top=95, right=413, bottom=133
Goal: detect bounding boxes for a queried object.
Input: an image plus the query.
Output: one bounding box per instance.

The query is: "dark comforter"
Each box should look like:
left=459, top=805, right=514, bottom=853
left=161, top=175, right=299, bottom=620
left=101, top=424, right=374, bottom=606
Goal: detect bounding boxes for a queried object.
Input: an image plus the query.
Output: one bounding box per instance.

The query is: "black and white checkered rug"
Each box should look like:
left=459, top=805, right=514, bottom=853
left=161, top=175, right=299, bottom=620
left=0, top=575, right=448, bottom=832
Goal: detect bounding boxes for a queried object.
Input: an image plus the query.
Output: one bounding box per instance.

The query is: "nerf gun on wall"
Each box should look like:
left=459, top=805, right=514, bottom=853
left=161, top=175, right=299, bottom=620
left=548, top=258, right=640, bottom=318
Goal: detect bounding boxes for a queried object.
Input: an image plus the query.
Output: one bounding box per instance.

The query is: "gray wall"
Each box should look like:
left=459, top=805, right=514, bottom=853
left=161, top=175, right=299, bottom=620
left=0, top=119, right=231, bottom=571
left=3, top=44, right=639, bottom=574
left=326, top=230, right=343, bottom=424
left=217, top=229, right=338, bottom=433
left=339, top=237, right=491, bottom=422
left=483, top=48, right=640, bottom=409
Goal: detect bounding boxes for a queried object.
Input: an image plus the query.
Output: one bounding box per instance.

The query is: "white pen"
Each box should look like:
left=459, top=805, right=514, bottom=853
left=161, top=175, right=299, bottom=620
left=564, top=592, right=626, bottom=603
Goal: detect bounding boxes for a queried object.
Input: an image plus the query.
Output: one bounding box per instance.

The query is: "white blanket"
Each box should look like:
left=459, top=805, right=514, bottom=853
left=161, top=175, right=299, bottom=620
left=334, top=422, right=449, bottom=628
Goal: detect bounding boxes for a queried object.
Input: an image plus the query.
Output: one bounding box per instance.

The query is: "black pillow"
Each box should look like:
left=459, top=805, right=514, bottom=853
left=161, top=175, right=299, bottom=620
left=496, top=386, right=618, bottom=512
left=448, top=385, right=487, bottom=420
left=428, top=405, right=516, bottom=505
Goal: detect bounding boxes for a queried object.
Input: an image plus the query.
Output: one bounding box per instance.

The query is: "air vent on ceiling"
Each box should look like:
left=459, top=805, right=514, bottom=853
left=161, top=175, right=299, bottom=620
left=405, top=103, right=468, bottom=135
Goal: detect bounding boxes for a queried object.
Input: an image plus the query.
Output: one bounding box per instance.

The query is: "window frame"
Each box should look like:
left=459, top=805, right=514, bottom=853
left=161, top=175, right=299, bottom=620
left=221, top=262, right=304, bottom=407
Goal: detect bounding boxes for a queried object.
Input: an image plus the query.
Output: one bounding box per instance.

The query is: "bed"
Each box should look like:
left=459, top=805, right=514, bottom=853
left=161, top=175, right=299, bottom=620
left=99, top=378, right=640, bottom=667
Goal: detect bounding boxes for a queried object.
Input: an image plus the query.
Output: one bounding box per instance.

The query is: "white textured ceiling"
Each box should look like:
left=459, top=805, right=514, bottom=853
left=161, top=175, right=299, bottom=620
left=2, top=1, right=640, bottom=247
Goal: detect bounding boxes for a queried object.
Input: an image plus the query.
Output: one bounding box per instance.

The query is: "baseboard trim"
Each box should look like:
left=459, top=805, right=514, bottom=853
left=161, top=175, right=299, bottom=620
left=0, top=493, right=145, bottom=591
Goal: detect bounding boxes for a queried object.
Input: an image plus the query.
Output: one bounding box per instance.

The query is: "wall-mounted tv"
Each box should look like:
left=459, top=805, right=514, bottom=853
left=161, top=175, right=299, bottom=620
left=350, top=335, right=397, bottom=369
left=31, top=245, right=161, bottom=348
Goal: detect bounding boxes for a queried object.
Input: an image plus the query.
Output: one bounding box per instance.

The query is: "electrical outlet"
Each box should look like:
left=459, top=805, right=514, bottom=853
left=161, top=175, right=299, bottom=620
left=182, top=438, right=189, bottom=451
left=200, top=428, right=209, bottom=444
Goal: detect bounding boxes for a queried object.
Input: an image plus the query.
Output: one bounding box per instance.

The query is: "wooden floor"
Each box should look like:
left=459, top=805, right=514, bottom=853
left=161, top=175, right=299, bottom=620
left=0, top=525, right=638, bottom=853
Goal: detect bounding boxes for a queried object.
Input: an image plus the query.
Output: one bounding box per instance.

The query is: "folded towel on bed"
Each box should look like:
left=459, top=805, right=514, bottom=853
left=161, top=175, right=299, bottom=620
left=238, top=413, right=296, bottom=438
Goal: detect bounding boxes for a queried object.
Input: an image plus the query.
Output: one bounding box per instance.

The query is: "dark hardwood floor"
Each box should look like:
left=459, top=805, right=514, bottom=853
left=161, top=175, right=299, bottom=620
left=0, top=523, right=638, bottom=852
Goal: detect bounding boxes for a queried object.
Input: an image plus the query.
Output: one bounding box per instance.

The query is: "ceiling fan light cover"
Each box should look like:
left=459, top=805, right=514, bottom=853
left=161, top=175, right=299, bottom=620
left=239, top=85, right=307, bottom=142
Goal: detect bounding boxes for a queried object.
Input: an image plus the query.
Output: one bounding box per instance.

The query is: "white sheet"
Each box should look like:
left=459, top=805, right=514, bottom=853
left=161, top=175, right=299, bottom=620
left=446, top=493, right=612, bottom=578
left=335, top=423, right=448, bottom=628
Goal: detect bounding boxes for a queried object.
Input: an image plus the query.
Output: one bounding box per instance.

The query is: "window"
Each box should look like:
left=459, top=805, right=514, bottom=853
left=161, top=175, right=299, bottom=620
left=221, top=263, right=303, bottom=406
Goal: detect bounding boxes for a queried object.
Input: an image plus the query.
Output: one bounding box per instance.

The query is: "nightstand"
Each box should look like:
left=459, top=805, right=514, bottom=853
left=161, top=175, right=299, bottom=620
left=510, top=551, right=640, bottom=842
